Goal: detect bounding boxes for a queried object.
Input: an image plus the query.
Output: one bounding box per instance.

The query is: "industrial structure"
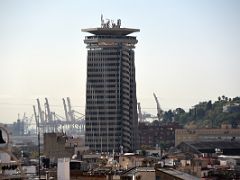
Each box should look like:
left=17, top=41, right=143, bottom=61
left=137, top=93, right=164, bottom=122
left=82, top=16, right=139, bottom=152
left=153, top=93, right=163, bottom=121
left=32, top=97, right=85, bottom=135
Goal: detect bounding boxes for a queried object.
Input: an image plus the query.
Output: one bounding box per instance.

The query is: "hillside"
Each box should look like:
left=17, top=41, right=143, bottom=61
left=162, top=96, right=240, bottom=128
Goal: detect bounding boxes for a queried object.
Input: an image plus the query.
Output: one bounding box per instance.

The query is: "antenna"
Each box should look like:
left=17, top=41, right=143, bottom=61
left=101, top=14, right=104, bottom=27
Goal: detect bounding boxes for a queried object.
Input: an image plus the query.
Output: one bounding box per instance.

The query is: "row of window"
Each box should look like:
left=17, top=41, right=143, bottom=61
left=88, top=62, right=120, bottom=67
left=87, top=68, right=119, bottom=72
left=85, top=116, right=122, bottom=120
left=86, top=95, right=117, bottom=99
left=88, top=51, right=120, bottom=56
left=87, top=90, right=116, bottom=93
left=87, top=74, right=119, bottom=77
left=86, top=121, right=122, bottom=127
left=87, top=144, right=122, bottom=149
left=86, top=111, right=120, bottom=115
left=86, top=84, right=117, bottom=88
left=88, top=79, right=119, bottom=83
left=87, top=99, right=117, bottom=104
left=86, top=105, right=120, bottom=109
left=86, top=127, right=121, bottom=132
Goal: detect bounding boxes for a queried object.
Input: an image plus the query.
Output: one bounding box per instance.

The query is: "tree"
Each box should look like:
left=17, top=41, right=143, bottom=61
left=163, top=110, right=174, bottom=122
left=222, top=95, right=226, bottom=101
left=175, top=108, right=185, bottom=114
left=206, top=101, right=212, bottom=111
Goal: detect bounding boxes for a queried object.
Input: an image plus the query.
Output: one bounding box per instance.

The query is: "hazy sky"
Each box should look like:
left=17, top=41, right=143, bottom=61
left=0, top=0, right=240, bottom=123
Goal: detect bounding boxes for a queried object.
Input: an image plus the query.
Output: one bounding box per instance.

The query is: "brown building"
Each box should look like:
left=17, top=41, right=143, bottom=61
left=119, top=153, right=144, bottom=169
left=139, top=122, right=182, bottom=149
left=177, top=141, right=240, bottom=156
left=44, top=133, right=75, bottom=161
left=175, top=124, right=240, bottom=146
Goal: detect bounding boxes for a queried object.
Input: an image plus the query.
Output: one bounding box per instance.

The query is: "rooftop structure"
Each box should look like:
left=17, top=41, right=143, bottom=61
left=177, top=141, right=240, bottom=155
left=155, top=168, right=200, bottom=180
left=44, top=133, right=83, bottom=161
left=82, top=15, right=139, bottom=36
left=82, top=28, right=139, bottom=36
left=121, top=167, right=155, bottom=180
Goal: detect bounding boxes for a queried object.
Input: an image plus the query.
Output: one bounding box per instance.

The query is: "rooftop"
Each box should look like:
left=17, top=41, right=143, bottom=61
left=81, top=27, right=140, bottom=36
left=156, top=168, right=200, bottom=180
left=185, top=141, right=240, bottom=150
left=121, top=167, right=155, bottom=177
left=178, top=141, right=240, bottom=155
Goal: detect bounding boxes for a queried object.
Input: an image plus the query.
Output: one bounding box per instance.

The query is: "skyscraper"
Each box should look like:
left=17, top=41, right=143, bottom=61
left=82, top=17, right=139, bottom=153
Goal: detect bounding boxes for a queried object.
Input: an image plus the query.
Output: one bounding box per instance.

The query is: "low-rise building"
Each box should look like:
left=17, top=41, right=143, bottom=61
left=119, top=153, right=144, bottom=169
left=139, top=122, right=182, bottom=149
left=44, top=133, right=85, bottom=161
left=176, top=141, right=240, bottom=156
left=167, top=140, right=240, bottom=178
left=175, top=125, right=240, bottom=146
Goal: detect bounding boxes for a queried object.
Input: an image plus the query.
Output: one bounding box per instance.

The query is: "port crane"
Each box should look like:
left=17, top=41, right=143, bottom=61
left=153, top=93, right=163, bottom=121
left=137, top=103, right=144, bottom=122
left=33, top=98, right=85, bottom=135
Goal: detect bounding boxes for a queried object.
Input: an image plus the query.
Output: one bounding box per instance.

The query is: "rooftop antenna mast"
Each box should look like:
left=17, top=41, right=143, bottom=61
left=101, top=14, right=104, bottom=28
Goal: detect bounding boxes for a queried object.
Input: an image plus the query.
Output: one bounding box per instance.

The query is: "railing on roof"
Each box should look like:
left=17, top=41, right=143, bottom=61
left=85, top=35, right=136, bottom=40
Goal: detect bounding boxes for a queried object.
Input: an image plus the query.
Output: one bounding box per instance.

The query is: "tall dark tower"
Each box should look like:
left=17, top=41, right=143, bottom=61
left=82, top=16, right=139, bottom=153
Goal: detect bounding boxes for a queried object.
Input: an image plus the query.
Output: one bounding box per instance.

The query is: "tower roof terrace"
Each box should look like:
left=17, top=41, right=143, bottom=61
left=82, top=27, right=140, bottom=36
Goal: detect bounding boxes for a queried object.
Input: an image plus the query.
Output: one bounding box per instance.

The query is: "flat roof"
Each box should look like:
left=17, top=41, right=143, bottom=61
left=184, top=141, right=240, bottom=150
left=122, top=167, right=155, bottom=176
left=81, top=27, right=140, bottom=36
left=157, top=168, right=200, bottom=180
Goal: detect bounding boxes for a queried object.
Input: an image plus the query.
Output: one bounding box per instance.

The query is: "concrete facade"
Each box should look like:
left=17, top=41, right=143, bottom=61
left=82, top=22, right=139, bottom=153
left=139, top=122, right=181, bottom=149
left=43, top=133, right=74, bottom=161
left=175, top=126, right=240, bottom=146
left=119, top=154, right=144, bottom=169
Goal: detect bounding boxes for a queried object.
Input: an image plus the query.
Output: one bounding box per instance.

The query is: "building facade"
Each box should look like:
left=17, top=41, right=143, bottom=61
left=175, top=124, right=240, bottom=146
left=44, top=133, right=75, bottom=161
left=82, top=18, right=139, bottom=153
left=139, top=121, right=182, bottom=149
